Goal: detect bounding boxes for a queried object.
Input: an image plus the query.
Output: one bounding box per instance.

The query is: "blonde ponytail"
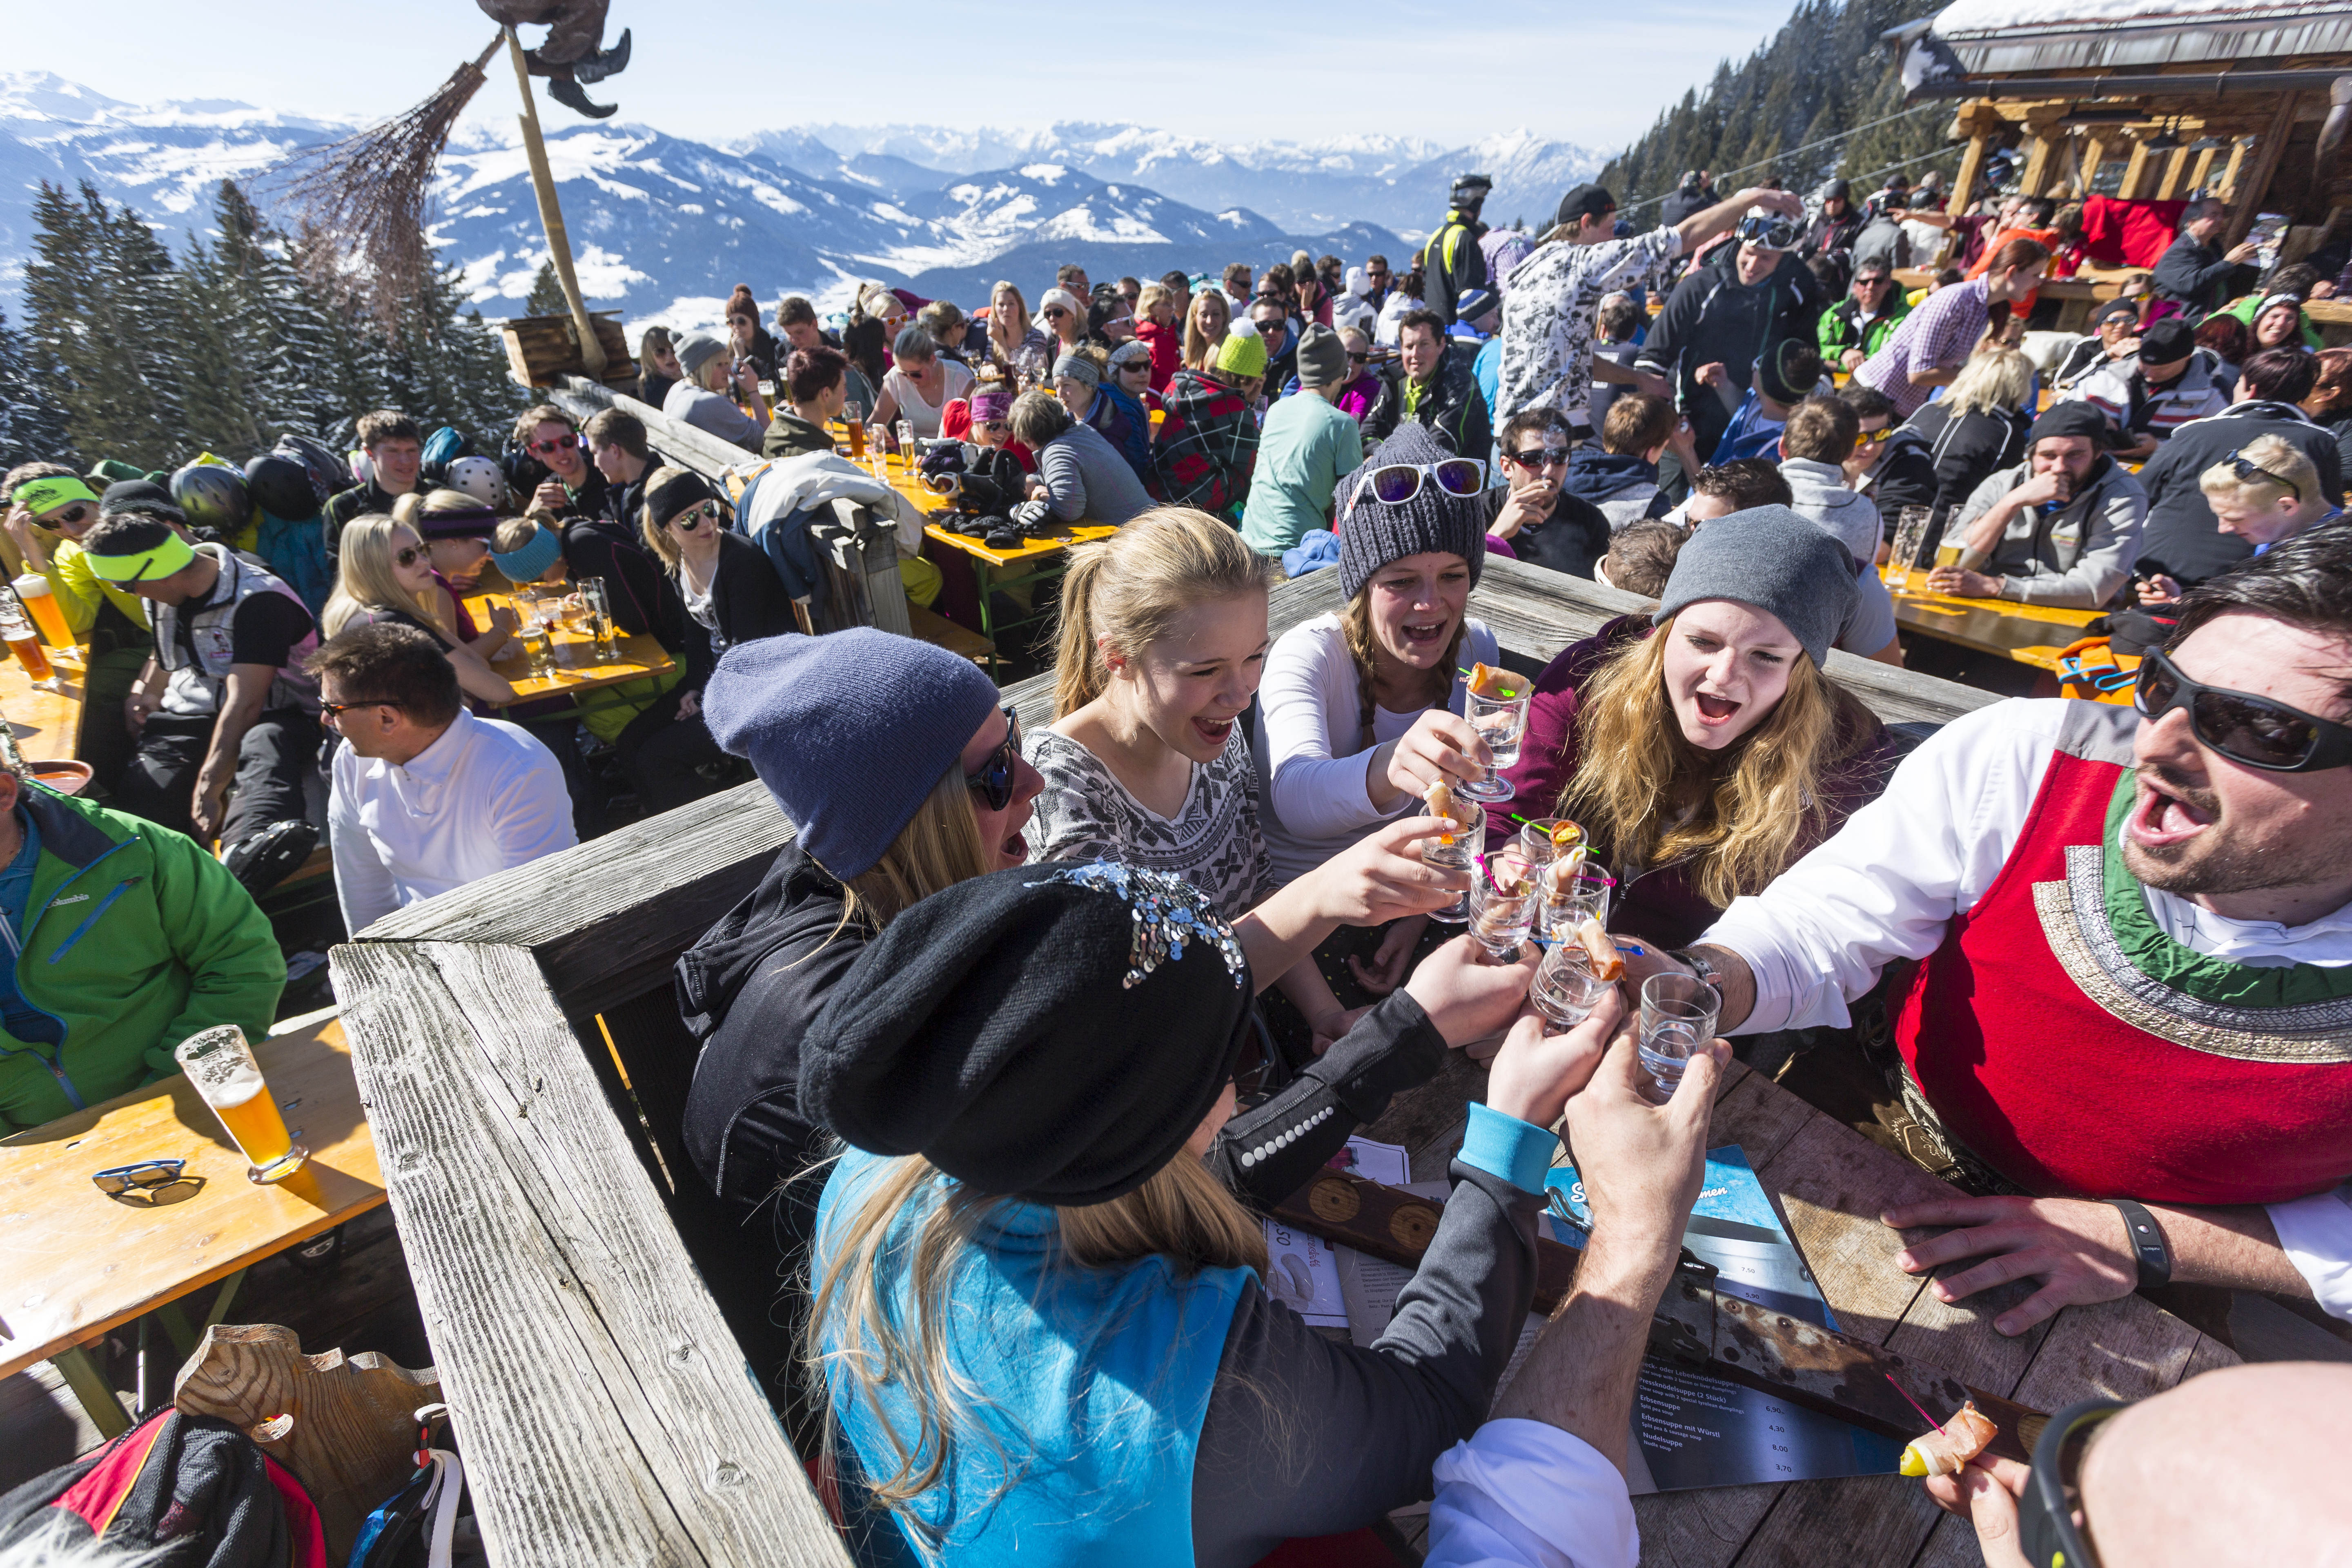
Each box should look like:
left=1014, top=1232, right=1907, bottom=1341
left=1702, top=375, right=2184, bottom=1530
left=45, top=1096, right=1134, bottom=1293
left=1049, top=507, right=1277, bottom=719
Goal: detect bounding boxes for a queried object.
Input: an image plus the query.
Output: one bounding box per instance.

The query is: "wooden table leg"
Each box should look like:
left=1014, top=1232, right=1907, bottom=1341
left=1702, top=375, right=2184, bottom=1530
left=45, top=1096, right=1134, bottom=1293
left=49, top=1343, right=131, bottom=1440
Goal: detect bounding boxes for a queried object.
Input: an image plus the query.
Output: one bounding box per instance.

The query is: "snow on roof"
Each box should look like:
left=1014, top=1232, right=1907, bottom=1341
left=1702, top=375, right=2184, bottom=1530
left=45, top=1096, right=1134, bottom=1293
left=1925, top=0, right=2352, bottom=75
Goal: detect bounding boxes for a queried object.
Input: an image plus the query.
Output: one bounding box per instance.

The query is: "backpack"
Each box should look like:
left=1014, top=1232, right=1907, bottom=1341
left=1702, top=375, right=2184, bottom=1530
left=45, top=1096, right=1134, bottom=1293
left=0, top=1409, right=328, bottom=1568
left=347, top=1405, right=481, bottom=1568
left=419, top=427, right=475, bottom=485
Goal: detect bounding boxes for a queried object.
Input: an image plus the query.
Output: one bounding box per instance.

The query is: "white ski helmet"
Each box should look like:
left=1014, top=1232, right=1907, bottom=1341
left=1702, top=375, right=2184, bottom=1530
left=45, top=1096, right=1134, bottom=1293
left=445, top=455, right=508, bottom=508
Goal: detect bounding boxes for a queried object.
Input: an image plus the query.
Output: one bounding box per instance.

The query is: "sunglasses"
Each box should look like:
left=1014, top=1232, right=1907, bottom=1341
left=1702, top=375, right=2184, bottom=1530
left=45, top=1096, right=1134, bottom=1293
left=527, top=435, right=579, bottom=456
left=1508, top=446, right=1570, bottom=468
left=2228, top=447, right=2302, bottom=501
left=393, top=546, right=424, bottom=568
left=980, top=418, right=1010, bottom=432
left=670, top=501, right=723, bottom=532
left=2017, top=1399, right=2127, bottom=1568
left=1855, top=427, right=1892, bottom=445
left=1348, top=352, right=1370, bottom=363
left=321, top=697, right=408, bottom=723
left=91, top=1157, right=188, bottom=1195
left=1856, top=275, right=1893, bottom=287
left=35, top=503, right=91, bottom=530
left=967, top=704, right=1022, bottom=811
left=2134, top=646, right=2352, bottom=772
left=1348, top=459, right=1489, bottom=515
left=1042, top=307, right=1069, bottom=321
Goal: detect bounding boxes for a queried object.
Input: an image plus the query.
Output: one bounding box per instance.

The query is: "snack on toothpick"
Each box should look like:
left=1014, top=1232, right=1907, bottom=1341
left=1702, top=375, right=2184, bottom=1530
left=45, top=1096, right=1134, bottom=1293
left=1548, top=819, right=1585, bottom=849
left=1897, top=1402, right=1998, bottom=1478
left=1575, top=915, right=1623, bottom=982
left=1466, top=662, right=1515, bottom=699
left=1424, top=780, right=1459, bottom=845
left=1488, top=855, right=1532, bottom=898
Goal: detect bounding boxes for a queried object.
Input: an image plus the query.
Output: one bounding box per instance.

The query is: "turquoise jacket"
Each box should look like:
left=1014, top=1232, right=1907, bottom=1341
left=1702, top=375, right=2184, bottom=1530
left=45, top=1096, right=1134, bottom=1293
left=816, top=1147, right=1252, bottom=1565
left=0, top=784, right=283, bottom=1131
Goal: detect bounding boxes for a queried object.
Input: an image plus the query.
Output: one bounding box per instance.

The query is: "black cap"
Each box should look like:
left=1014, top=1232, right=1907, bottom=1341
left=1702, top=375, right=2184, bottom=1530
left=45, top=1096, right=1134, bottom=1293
left=2139, top=317, right=2197, bottom=365
left=2028, top=399, right=2127, bottom=452
left=99, top=479, right=184, bottom=524
left=1556, top=183, right=1618, bottom=228
left=2094, top=298, right=2141, bottom=330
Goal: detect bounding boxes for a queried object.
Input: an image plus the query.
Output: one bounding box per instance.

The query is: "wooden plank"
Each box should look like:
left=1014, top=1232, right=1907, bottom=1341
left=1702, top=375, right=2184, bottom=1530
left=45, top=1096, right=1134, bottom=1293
left=2154, top=145, right=2192, bottom=201
left=1704, top=1060, right=1817, bottom=1173
left=1637, top=1487, right=1778, bottom=1568
left=1949, top=134, right=1989, bottom=218
left=0, top=1017, right=383, bottom=1380
left=331, top=940, right=848, bottom=1568
left=1752, top=1115, right=1941, bottom=1348
left=1730, top=1474, right=1941, bottom=1568
left=2226, top=96, right=2303, bottom=249
left=2119, top=141, right=2155, bottom=200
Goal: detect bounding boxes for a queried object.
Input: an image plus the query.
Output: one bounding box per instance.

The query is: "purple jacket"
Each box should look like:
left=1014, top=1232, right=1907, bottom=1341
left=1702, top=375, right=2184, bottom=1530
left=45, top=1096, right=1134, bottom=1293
left=1486, top=615, right=1900, bottom=949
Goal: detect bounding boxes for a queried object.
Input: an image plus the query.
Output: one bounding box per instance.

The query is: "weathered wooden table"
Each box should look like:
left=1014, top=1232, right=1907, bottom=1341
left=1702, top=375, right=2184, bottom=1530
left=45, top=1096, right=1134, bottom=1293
left=0, top=642, right=89, bottom=767
left=1886, top=573, right=2103, bottom=670
left=0, top=1013, right=383, bottom=1437
left=1359, top=1049, right=2236, bottom=1565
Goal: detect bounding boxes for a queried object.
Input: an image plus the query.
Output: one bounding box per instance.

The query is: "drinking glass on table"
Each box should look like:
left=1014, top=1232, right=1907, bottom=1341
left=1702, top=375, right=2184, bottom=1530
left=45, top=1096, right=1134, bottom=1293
left=515, top=586, right=557, bottom=677
left=1517, top=817, right=1582, bottom=869
left=844, top=401, right=867, bottom=459
left=1467, top=849, right=1539, bottom=958
left=1457, top=684, right=1530, bottom=804
left=1637, top=972, right=1721, bottom=1105
left=894, top=420, right=915, bottom=464
left=1530, top=943, right=1613, bottom=1029
left=174, top=1024, right=306, bottom=1183
left=0, top=599, right=56, bottom=690
left=14, top=572, right=72, bottom=652
left=1886, top=506, right=1933, bottom=591
left=1420, top=797, right=1483, bottom=925
left=579, top=577, right=621, bottom=662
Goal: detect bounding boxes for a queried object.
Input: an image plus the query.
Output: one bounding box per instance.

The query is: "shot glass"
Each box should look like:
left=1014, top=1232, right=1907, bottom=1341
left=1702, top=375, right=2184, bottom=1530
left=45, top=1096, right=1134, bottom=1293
left=1420, top=797, right=1483, bottom=924
left=1518, top=817, right=1584, bottom=869
left=1468, top=851, right=1539, bottom=958
left=1637, top=972, right=1721, bottom=1106
left=1458, top=685, right=1530, bottom=804
left=1539, top=862, right=1614, bottom=947
left=1530, top=943, right=1613, bottom=1029
left=174, top=1025, right=306, bottom=1183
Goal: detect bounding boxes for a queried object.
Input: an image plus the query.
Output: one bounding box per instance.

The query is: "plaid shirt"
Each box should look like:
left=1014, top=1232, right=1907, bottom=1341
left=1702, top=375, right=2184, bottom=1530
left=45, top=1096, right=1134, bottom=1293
left=1150, top=369, right=1259, bottom=515
left=1855, top=277, right=1991, bottom=419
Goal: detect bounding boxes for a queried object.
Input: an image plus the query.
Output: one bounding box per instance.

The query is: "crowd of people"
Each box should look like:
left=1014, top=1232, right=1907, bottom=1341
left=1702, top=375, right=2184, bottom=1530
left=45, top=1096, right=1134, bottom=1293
left=5, top=154, right=2351, bottom=1568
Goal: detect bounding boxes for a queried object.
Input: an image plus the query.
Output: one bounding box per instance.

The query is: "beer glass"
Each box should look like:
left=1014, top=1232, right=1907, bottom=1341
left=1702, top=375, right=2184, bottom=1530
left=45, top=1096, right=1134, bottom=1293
left=0, top=601, right=53, bottom=687
left=1637, top=973, right=1720, bottom=1105
left=579, top=577, right=621, bottom=662
left=1468, top=851, right=1539, bottom=958
left=174, top=1024, right=306, bottom=1183
left=1530, top=943, right=1613, bottom=1029
left=1421, top=797, right=1483, bottom=924
left=894, top=420, right=915, bottom=466
left=1933, top=539, right=1966, bottom=572
left=844, top=401, right=867, bottom=459
left=14, top=574, right=71, bottom=650
left=1886, top=506, right=1932, bottom=590
left=1458, top=685, right=1530, bottom=804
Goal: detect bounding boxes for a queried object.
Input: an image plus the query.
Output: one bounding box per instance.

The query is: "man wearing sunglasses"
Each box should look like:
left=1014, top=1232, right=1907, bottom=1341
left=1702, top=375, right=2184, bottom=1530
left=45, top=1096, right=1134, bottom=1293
left=512, top=403, right=610, bottom=521
left=1629, top=529, right=2352, bottom=1341
left=1637, top=209, right=1829, bottom=464
left=1817, top=261, right=1909, bottom=375
left=323, top=409, right=425, bottom=570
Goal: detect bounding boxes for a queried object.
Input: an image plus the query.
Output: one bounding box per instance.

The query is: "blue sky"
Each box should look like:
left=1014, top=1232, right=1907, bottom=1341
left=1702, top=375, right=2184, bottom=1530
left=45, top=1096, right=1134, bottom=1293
left=13, top=0, right=1803, bottom=147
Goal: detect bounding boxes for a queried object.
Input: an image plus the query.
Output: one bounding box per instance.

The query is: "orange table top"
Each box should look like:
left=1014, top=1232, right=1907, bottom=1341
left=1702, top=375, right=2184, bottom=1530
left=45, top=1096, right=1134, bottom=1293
left=466, top=593, right=676, bottom=700
left=0, top=1012, right=382, bottom=1378
left=1884, top=568, right=2102, bottom=661
left=0, top=642, right=86, bottom=766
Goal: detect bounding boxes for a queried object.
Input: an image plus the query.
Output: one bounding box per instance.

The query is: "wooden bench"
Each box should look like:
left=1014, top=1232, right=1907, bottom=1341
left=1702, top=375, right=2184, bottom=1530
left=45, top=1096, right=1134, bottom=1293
left=331, top=561, right=1996, bottom=1567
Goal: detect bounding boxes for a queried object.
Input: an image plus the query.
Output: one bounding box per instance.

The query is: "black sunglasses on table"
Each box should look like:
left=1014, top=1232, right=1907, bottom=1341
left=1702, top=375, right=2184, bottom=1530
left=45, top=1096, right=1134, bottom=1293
left=967, top=704, right=1022, bottom=810
left=2134, top=645, right=2352, bottom=772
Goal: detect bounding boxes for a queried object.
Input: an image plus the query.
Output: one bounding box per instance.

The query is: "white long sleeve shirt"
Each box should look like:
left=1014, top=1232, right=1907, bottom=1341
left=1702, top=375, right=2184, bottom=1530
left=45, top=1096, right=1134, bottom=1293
left=1425, top=1421, right=1637, bottom=1568
left=328, top=709, right=577, bottom=935
left=1700, top=697, right=2352, bottom=1318
left=1253, top=612, right=1497, bottom=886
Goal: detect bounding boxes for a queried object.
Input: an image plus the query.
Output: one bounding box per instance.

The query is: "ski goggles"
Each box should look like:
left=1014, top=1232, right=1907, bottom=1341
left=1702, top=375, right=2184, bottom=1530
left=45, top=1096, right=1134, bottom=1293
left=966, top=704, right=1022, bottom=811
left=2134, top=645, right=2352, bottom=772
left=2017, top=1399, right=2128, bottom=1568
left=1734, top=212, right=1804, bottom=251
left=1345, top=459, right=1489, bottom=521
left=85, top=530, right=196, bottom=585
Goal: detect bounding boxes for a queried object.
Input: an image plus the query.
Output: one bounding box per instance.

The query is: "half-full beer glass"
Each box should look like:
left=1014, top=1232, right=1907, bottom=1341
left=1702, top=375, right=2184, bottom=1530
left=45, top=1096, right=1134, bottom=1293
left=174, top=1024, right=306, bottom=1183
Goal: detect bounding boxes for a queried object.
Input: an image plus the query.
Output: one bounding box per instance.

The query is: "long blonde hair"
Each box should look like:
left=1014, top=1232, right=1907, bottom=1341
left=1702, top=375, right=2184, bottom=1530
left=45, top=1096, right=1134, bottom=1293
left=1560, top=618, right=1873, bottom=910
left=1052, top=507, right=1276, bottom=717
left=1944, top=343, right=2034, bottom=418
left=988, top=281, right=1031, bottom=354
left=321, top=514, right=445, bottom=639
left=807, top=1148, right=1264, bottom=1548
left=1182, top=290, right=1230, bottom=371
left=1340, top=585, right=1465, bottom=753
left=827, top=761, right=996, bottom=935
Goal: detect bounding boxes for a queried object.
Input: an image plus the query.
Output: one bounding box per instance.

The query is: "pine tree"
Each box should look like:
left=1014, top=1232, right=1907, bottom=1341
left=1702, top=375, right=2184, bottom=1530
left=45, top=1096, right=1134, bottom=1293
left=523, top=261, right=568, bottom=317
left=1599, top=0, right=1961, bottom=222
left=23, top=182, right=191, bottom=471
left=0, top=308, right=78, bottom=473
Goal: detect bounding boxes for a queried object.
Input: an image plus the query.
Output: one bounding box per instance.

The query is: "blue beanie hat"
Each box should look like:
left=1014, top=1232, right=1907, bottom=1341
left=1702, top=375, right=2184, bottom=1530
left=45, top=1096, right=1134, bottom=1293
left=704, top=630, right=1003, bottom=880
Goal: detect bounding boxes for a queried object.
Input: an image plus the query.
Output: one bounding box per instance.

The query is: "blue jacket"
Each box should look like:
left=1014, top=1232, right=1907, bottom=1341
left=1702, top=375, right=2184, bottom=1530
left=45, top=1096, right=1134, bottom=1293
left=817, top=1148, right=1250, bottom=1565
left=1090, top=381, right=1156, bottom=482
left=1712, top=390, right=1788, bottom=464
left=1562, top=449, right=1658, bottom=509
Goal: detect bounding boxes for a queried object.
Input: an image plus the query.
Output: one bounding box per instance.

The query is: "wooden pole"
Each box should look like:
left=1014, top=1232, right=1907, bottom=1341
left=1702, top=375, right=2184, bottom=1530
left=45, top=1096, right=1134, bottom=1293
left=503, top=27, right=606, bottom=381
left=2119, top=139, right=2155, bottom=199
left=2082, top=136, right=2110, bottom=194
left=2219, top=136, right=2251, bottom=201
left=2154, top=145, right=2191, bottom=200
left=2227, top=94, right=2303, bottom=248
left=2187, top=145, right=2219, bottom=196
left=1950, top=132, right=1990, bottom=216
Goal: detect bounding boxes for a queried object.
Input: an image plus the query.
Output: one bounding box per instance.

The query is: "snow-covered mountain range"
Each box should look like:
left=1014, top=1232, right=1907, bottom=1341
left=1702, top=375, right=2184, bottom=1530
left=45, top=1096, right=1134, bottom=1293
left=0, top=73, right=1608, bottom=333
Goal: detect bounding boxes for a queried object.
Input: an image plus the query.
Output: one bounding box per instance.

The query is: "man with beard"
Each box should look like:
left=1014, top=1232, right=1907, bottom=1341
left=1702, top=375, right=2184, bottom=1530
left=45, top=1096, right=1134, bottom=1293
left=1624, top=527, right=2352, bottom=1335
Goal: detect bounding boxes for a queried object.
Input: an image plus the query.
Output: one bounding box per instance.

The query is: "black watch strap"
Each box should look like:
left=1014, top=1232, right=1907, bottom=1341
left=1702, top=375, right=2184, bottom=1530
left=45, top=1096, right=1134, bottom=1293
left=2109, top=1198, right=2172, bottom=1290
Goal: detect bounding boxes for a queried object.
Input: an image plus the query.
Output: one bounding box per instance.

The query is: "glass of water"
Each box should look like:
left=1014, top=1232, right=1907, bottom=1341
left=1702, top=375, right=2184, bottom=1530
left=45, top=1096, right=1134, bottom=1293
left=1530, top=943, right=1613, bottom=1029
left=1540, top=862, right=1614, bottom=946
left=1468, top=850, right=1539, bottom=958
left=1637, top=972, right=1721, bottom=1105
left=1458, top=685, right=1530, bottom=804
left=1421, top=797, right=1483, bottom=924
left=1887, top=506, right=1933, bottom=591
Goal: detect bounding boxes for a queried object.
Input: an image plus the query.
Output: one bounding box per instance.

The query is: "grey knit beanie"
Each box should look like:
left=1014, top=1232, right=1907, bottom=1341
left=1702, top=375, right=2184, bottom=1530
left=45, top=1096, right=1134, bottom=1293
left=704, top=630, right=1004, bottom=880
left=1338, top=424, right=1491, bottom=599
left=1052, top=352, right=1100, bottom=387
left=1653, top=505, right=1859, bottom=667
left=675, top=331, right=728, bottom=381
left=1295, top=323, right=1348, bottom=388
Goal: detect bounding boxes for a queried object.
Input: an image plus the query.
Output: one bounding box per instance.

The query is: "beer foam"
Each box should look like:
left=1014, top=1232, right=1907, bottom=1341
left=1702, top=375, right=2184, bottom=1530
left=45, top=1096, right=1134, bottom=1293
left=203, top=1065, right=267, bottom=1108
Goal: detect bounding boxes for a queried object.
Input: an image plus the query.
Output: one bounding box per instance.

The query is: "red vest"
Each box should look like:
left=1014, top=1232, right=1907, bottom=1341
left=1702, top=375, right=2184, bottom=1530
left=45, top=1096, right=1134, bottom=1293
left=1895, top=704, right=2352, bottom=1205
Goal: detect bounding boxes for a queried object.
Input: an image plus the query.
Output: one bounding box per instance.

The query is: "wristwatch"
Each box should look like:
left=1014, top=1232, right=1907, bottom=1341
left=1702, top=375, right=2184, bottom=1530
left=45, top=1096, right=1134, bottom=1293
left=2107, top=1198, right=2173, bottom=1290
left=1670, top=946, right=1724, bottom=995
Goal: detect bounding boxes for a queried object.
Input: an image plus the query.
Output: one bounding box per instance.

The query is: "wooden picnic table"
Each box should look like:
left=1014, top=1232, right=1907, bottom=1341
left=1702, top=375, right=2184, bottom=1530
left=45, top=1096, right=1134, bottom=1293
left=0, top=638, right=89, bottom=770
left=1884, top=569, right=2103, bottom=668
left=464, top=590, right=677, bottom=705
left=1362, top=1051, right=2238, bottom=1566
left=0, top=1011, right=383, bottom=1436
